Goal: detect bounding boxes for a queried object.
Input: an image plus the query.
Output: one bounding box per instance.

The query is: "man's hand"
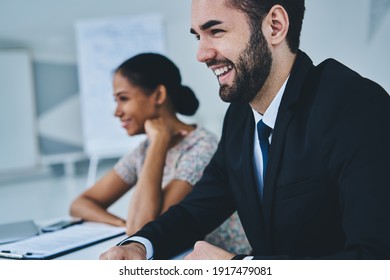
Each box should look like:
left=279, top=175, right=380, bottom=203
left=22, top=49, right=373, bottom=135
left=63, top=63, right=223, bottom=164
left=184, top=241, right=235, bottom=260
left=99, top=242, right=147, bottom=260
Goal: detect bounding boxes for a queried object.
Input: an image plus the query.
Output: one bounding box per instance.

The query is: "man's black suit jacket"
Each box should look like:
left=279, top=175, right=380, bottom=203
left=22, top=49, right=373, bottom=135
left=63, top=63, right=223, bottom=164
left=134, top=51, right=390, bottom=259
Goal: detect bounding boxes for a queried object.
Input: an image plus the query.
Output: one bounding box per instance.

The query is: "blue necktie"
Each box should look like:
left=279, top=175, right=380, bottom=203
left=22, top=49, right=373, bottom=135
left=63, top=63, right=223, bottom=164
left=257, top=120, right=272, bottom=182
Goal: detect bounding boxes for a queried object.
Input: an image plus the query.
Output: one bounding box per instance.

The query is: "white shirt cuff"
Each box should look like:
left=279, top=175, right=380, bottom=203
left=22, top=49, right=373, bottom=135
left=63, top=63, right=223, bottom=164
left=243, top=256, right=254, bottom=260
left=118, top=236, right=154, bottom=260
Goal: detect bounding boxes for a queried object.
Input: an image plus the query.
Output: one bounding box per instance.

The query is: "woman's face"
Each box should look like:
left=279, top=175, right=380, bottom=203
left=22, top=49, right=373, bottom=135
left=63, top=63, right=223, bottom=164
left=113, top=72, right=157, bottom=136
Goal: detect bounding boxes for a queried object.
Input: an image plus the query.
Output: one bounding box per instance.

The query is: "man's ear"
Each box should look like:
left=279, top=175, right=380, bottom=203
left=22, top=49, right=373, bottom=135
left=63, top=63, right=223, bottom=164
left=263, top=5, right=289, bottom=46
left=154, top=84, right=167, bottom=105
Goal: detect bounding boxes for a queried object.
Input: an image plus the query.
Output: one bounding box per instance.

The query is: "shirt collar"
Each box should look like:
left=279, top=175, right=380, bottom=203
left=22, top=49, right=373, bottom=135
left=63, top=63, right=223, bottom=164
left=252, top=77, right=289, bottom=129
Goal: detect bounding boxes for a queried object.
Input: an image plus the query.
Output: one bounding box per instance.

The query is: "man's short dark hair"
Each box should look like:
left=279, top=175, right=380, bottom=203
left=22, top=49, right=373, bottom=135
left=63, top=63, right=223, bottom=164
left=226, top=0, right=305, bottom=53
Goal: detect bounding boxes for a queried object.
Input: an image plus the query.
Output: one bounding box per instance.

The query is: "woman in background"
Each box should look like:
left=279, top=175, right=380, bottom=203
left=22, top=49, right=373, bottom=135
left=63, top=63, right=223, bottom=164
left=70, top=53, right=251, bottom=254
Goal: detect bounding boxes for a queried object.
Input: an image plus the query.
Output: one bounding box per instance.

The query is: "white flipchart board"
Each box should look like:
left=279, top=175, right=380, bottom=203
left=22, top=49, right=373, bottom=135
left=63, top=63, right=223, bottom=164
left=75, top=15, right=165, bottom=159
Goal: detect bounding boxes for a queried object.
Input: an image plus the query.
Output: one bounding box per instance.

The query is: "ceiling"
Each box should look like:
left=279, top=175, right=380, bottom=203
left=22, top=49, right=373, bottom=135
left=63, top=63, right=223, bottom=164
left=0, top=0, right=191, bottom=62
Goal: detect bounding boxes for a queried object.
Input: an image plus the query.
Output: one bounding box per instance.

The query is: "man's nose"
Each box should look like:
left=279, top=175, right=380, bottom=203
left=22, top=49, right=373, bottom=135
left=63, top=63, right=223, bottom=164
left=196, top=40, right=216, bottom=63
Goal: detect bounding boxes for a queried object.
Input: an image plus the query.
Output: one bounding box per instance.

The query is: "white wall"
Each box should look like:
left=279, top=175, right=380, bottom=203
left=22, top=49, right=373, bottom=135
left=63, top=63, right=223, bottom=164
left=301, top=0, right=390, bottom=92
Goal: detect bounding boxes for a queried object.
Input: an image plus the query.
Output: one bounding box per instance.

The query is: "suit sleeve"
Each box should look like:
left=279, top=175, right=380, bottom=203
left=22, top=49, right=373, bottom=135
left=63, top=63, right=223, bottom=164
left=132, top=106, right=237, bottom=259
left=325, top=80, right=390, bottom=259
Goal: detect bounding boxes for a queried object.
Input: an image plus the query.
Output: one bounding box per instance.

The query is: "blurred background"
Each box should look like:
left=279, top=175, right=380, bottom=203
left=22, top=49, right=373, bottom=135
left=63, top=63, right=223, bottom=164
left=0, top=0, right=389, bottom=223
left=0, top=0, right=224, bottom=182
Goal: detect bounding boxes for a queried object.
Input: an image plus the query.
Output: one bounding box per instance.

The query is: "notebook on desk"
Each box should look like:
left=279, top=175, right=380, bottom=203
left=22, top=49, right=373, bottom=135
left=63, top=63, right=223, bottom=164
left=0, top=220, right=40, bottom=245
left=0, top=222, right=126, bottom=259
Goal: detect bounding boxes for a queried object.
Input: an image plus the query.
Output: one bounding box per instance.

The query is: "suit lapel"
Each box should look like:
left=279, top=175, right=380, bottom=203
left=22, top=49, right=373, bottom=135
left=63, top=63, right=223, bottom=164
left=236, top=105, right=270, bottom=252
left=262, top=51, right=315, bottom=246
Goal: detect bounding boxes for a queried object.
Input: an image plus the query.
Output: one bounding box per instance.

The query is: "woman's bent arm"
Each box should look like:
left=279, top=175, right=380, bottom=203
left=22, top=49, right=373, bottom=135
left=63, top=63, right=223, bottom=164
left=70, top=170, right=130, bottom=227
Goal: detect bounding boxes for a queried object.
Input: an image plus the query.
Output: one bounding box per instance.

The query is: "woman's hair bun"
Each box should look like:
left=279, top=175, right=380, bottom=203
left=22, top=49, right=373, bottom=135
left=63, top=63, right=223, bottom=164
left=172, top=85, right=199, bottom=116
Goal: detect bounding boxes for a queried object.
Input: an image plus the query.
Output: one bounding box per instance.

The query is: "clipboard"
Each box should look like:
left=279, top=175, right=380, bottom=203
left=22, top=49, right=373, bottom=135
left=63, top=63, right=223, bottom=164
left=0, top=222, right=125, bottom=259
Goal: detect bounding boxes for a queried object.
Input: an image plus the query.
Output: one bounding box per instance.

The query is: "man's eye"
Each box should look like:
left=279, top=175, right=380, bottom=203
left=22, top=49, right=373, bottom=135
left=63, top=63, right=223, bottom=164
left=211, top=29, right=224, bottom=36
left=194, top=34, right=200, bottom=41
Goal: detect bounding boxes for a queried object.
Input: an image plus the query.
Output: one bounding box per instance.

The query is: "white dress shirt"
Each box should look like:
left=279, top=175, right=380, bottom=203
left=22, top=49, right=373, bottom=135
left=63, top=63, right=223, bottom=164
left=252, top=77, right=288, bottom=199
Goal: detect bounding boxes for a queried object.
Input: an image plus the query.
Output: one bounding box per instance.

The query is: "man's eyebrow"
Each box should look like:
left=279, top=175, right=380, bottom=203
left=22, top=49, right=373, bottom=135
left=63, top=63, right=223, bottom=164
left=190, top=20, right=223, bottom=34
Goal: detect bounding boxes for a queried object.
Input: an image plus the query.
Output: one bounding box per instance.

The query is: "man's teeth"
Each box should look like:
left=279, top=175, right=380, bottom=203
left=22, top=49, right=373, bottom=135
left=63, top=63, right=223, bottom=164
left=214, top=65, right=233, bottom=77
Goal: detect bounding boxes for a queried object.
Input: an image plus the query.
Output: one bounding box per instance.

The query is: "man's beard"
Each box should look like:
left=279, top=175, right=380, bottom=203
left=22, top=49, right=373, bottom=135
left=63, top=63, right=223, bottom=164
left=218, top=28, right=273, bottom=103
